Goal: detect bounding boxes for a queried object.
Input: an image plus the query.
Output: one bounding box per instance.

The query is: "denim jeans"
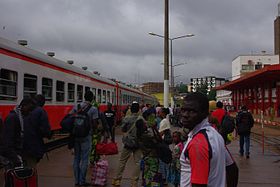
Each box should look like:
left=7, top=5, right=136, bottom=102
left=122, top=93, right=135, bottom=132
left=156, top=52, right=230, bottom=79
left=73, top=135, right=92, bottom=185
left=239, top=134, right=250, bottom=156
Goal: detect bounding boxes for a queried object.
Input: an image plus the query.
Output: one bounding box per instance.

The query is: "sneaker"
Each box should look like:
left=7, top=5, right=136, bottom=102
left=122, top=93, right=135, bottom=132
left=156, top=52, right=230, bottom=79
left=112, top=179, right=121, bottom=186
left=246, top=155, right=250, bottom=159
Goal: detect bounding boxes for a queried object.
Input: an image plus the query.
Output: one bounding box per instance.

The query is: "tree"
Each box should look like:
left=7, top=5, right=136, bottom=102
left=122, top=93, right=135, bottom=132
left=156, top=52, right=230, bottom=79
left=196, top=84, right=216, bottom=100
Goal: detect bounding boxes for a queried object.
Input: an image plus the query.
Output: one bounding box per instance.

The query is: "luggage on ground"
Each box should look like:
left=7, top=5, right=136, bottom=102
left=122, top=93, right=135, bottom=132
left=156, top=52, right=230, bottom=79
left=91, top=158, right=109, bottom=186
left=4, top=166, right=38, bottom=187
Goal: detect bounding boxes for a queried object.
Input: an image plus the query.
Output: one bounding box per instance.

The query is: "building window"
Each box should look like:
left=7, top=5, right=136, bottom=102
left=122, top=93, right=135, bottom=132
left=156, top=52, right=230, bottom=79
left=102, top=90, right=106, bottom=103
left=42, top=78, right=52, bottom=101
left=255, top=64, right=262, bottom=70
left=24, top=74, right=37, bottom=98
left=241, top=65, right=254, bottom=70
left=77, top=85, right=83, bottom=102
left=68, top=83, right=75, bottom=102
left=56, top=81, right=65, bottom=102
left=0, top=69, right=17, bottom=100
left=97, top=89, right=101, bottom=103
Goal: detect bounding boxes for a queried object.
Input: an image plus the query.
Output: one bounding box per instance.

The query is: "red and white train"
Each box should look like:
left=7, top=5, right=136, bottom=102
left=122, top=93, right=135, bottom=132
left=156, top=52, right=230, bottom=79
left=0, top=37, right=157, bottom=130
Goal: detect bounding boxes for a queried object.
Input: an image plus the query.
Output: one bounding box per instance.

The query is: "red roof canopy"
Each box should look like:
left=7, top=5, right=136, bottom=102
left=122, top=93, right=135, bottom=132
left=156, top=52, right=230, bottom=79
left=216, top=64, right=280, bottom=90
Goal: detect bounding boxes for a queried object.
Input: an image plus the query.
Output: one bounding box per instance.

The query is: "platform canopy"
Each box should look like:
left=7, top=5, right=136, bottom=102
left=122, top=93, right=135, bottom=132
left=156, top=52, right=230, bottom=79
left=216, top=64, right=280, bottom=90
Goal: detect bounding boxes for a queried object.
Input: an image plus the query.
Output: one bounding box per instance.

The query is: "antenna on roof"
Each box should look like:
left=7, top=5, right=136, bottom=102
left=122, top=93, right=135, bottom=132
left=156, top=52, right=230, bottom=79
left=18, top=40, right=27, bottom=46
left=67, top=60, right=74, bottom=65
left=47, top=52, right=55, bottom=57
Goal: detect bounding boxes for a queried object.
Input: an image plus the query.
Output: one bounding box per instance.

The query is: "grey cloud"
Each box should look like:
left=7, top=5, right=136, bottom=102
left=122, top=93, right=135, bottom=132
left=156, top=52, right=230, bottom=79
left=0, top=0, right=279, bottom=84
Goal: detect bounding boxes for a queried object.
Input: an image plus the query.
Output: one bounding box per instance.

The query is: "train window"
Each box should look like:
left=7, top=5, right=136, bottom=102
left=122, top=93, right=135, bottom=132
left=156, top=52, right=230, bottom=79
left=24, top=74, right=37, bottom=98
left=128, top=95, right=131, bottom=104
left=68, top=83, right=75, bottom=102
left=56, top=81, right=65, bottom=102
left=42, top=78, right=52, bottom=101
left=107, top=91, right=111, bottom=103
left=97, top=89, right=101, bottom=103
left=77, top=85, right=83, bottom=102
left=123, top=94, right=127, bottom=104
left=102, top=90, right=106, bottom=103
left=85, top=86, right=90, bottom=93
left=112, top=90, right=115, bottom=105
left=92, top=88, right=96, bottom=101
left=0, top=69, right=17, bottom=100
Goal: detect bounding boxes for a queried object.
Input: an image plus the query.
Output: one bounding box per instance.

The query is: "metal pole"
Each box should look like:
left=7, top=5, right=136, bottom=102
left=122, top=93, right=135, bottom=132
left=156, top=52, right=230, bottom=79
left=170, top=39, right=174, bottom=107
left=261, top=110, right=264, bottom=154
left=164, top=0, right=169, bottom=108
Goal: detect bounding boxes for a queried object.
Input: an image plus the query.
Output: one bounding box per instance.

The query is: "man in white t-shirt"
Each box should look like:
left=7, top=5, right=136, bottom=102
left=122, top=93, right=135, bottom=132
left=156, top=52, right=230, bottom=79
left=179, top=92, right=226, bottom=187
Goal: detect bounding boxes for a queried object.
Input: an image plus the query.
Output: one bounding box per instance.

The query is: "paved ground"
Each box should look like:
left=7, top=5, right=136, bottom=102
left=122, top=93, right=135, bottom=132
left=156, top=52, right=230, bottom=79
left=1, top=127, right=280, bottom=187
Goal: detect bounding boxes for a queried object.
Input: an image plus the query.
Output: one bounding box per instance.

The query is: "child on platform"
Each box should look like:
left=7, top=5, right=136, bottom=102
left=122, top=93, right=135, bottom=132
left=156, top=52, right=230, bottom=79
left=168, top=131, right=183, bottom=187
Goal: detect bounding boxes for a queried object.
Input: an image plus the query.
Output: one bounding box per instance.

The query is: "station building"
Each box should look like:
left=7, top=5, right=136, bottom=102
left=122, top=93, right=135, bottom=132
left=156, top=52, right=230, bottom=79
left=217, top=64, right=280, bottom=119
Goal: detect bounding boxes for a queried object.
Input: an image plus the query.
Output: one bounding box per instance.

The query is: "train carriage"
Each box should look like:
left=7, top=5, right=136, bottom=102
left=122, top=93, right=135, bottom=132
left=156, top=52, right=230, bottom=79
left=0, top=37, right=157, bottom=130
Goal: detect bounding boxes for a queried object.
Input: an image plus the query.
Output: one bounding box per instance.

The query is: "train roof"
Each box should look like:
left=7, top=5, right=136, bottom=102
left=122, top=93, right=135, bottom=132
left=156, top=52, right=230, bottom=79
left=0, top=37, right=155, bottom=99
left=0, top=37, right=116, bottom=86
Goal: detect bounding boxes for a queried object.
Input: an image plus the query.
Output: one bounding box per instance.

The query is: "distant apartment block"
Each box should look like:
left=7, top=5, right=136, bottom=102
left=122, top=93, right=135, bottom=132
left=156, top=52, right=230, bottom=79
left=232, top=54, right=279, bottom=80
left=141, top=82, right=163, bottom=94
left=190, top=76, right=226, bottom=93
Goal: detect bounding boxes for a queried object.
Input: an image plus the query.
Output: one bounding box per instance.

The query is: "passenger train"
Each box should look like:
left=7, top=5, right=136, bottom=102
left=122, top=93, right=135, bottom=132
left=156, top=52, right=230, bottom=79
left=0, top=37, right=157, bottom=130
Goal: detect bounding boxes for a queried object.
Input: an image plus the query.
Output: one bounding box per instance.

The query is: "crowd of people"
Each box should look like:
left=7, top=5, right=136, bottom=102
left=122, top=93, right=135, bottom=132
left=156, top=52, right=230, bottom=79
left=0, top=90, right=256, bottom=187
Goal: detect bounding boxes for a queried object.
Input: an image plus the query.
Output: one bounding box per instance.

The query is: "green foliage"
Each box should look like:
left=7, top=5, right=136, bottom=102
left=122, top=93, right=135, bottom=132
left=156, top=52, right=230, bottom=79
left=176, top=83, right=188, bottom=93
left=207, top=89, right=216, bottom=101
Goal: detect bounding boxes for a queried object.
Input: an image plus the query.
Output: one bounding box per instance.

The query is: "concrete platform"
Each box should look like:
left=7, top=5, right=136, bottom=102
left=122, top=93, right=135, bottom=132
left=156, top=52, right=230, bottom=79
left=1, top=131, right=280, bottom=187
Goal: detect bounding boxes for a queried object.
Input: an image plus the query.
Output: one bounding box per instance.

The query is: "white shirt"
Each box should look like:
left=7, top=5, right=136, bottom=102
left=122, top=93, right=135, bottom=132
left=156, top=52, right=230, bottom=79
left=180, top=118, right=226, bottom=187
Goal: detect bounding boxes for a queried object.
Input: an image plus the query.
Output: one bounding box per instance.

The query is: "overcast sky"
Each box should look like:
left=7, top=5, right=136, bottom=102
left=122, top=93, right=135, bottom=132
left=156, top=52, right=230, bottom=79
left=0, top=0, right=279, bottom=85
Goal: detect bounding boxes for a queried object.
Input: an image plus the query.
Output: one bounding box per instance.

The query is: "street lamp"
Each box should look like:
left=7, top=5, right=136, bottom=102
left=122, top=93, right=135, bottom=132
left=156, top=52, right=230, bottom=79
left=149, top=32, right=194, bottom=107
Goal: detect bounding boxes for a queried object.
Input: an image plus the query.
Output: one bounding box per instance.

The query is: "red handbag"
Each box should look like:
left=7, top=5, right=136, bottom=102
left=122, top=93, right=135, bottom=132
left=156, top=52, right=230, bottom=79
left=96, top=142, right=118, bottom=155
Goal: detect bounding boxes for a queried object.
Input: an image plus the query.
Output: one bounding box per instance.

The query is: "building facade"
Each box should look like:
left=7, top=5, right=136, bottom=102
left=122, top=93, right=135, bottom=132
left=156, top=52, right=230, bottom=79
left=232, top=54, right=279, bottom=80
left=141, top=82, right=163, bottom=94
left=217, top=64, right=280, bottom=118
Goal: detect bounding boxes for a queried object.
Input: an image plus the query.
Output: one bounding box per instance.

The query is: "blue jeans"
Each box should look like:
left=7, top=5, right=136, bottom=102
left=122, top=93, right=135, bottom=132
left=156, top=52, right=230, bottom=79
left=239, top=134, right=250, bottom=156
left=73, top=135, right=92, bottom=185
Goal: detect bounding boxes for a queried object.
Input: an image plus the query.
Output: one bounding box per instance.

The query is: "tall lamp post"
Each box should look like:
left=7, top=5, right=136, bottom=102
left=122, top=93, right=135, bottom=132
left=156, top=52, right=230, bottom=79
left=149, top=32, right=194, bottom=107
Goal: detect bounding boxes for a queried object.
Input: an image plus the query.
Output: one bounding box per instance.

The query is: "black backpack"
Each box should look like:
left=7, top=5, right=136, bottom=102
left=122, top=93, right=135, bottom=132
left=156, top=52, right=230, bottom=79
left=221, top=114, right=235, bottom=135
left=72, top=104, right=92, bottom=138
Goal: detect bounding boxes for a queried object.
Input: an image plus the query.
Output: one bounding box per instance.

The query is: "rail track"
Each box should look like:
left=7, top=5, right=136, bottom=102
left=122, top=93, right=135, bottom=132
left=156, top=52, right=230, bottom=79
left=45, top=134, right=70, bottom=152
left=251, top=132, right=280, bottom=154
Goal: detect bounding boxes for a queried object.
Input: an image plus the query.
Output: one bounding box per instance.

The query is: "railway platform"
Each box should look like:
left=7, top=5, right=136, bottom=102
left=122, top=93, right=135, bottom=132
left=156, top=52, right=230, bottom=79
left=1, top=127, right=280, bottom=187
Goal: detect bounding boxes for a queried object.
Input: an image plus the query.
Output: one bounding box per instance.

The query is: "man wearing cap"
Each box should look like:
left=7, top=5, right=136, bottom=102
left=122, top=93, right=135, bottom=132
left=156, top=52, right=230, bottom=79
left=112, top=102, right=144, bottom=187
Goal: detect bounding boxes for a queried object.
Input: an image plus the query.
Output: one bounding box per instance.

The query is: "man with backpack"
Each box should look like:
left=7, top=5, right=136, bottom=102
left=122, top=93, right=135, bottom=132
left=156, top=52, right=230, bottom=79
left=236, top=105, right=254, bottom=159
left=211, top=101, right=235, bottom=143
left=70, top=91, right=98, bottom=186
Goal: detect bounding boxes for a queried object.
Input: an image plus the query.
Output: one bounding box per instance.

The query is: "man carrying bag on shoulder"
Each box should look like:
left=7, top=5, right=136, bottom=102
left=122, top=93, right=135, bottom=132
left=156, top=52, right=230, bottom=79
left=112, top=102, right=144, bottom=187
left=70, top=91, right=99, bottom=187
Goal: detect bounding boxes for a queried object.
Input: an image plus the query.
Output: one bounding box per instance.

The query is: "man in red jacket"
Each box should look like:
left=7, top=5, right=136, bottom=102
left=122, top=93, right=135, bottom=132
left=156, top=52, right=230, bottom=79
left=211, top=101, right=227, bottom=142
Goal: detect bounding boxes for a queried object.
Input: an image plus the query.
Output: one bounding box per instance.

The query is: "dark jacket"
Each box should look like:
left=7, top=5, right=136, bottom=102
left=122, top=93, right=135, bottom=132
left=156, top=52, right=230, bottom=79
left=1, top=111, right=22, bottom=164
left=23, top=106, right=51, bottom=159
left=236, top=111, right=254, bottom=135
